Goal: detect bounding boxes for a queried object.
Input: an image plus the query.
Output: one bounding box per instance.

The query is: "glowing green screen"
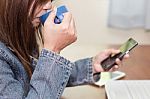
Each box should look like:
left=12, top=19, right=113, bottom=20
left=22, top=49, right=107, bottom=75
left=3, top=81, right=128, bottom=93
left=119, top=38, right=138, bottom=53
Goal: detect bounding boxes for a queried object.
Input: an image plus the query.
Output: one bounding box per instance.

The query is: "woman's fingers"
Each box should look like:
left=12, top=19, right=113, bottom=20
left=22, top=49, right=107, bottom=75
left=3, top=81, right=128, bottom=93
left=62, top=12, right=72, bottom=26
left=104, top=49, right=120, bottom=56
left=124, top=54, right=130, bottom=59
left=116, top=58, right=121, bottom=65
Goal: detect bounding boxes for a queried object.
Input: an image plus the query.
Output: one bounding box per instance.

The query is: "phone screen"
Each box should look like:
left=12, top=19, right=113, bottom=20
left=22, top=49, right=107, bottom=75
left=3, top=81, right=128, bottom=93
left=119, top=38, right=138, bottom=53
left=94, top=71, right=126, bottom=87
left=101, top=38, right=138, bottom=71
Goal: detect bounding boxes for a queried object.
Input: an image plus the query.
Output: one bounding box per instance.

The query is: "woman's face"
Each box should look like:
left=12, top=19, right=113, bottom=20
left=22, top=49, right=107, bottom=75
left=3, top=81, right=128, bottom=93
left=31, top=0, right=53, bottom=27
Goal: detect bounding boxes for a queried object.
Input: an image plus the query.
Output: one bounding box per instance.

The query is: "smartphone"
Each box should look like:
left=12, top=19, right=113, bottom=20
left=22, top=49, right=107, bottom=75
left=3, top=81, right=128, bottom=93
left=101, top=38, right=138, bottom=71
left=94, top=71, right=126, bottom=87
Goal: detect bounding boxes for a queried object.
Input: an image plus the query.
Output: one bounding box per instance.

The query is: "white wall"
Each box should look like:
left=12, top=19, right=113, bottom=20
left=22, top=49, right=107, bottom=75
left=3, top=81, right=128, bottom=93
left=53, top=0, right=150, bottom=60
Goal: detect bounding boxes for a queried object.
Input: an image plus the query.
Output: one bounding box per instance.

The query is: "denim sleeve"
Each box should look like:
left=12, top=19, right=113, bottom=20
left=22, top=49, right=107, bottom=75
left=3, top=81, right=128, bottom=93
left=0, top=49, right=74, bottom=99
left=67, top=58, right=95, bottom=86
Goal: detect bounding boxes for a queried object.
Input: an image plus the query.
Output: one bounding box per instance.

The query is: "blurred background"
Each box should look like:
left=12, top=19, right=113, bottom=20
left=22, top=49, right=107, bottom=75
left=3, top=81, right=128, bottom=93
left=53, top=0, right=150, bottom=61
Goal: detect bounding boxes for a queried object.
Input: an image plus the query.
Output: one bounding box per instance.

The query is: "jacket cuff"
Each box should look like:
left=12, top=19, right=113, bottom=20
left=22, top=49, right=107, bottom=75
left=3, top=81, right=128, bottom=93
left=87, top=57, right=95, bottom=83
left=31, top=49, right=74, bottom=98
left=41, top=49, right=73, bottom=69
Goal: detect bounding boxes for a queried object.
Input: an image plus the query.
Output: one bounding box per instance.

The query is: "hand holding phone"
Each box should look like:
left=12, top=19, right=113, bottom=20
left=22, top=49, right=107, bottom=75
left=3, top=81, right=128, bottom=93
left=101, top=38, right=138, bottom=71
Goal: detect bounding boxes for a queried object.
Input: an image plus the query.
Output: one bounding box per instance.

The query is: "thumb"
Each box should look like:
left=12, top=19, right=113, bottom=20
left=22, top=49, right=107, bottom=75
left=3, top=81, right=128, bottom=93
left=93, top=64, right=104, bottom=73
left=45, top=7, right=57, bottom=24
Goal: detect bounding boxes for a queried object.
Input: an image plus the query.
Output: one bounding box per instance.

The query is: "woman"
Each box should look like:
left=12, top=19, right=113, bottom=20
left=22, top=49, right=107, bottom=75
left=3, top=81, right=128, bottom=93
left=0, top=0, right=128, bottom=98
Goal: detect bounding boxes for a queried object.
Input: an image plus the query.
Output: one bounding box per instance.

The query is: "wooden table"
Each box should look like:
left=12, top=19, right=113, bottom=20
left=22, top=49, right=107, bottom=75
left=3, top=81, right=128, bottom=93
left=119, top=45, right=150, bottom=80
left=62, top=45, right=150, bottom=99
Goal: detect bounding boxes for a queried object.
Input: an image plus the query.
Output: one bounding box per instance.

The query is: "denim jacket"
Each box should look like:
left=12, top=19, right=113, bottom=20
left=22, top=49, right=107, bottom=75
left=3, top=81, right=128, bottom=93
left=0, top=42, right=94, bottom=99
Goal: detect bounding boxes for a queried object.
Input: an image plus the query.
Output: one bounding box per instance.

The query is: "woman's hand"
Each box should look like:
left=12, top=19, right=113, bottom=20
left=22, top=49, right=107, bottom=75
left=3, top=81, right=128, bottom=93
left=92, top=49, right=129, bottom=74
left=42, top=8, right=77, bottom=53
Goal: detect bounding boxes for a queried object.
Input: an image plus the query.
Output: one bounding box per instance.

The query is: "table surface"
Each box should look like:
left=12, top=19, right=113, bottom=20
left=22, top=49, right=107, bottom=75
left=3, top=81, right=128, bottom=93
left=62, top=45, right=150, bottom=99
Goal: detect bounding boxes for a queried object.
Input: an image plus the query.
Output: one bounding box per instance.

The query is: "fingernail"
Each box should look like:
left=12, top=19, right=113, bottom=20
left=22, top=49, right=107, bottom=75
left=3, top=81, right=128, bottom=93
left=115, top=65, right=119, bottom=68
left=116, top=58, right=120, bottom=62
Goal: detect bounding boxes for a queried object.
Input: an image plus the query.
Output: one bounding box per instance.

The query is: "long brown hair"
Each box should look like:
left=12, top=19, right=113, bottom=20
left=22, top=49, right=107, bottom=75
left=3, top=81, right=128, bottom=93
left=0, top=0, right=50, bottom=78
